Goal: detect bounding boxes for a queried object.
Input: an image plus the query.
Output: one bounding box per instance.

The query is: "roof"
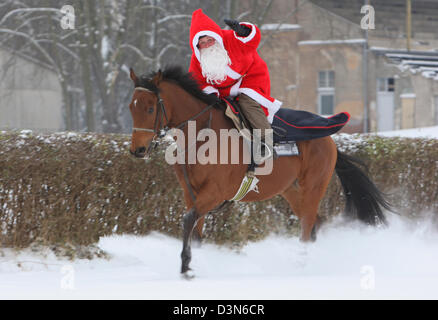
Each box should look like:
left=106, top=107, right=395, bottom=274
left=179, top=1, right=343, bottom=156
left=371, top=48, right=438, bottom=80
left=308, top=0, right=438, bottom=39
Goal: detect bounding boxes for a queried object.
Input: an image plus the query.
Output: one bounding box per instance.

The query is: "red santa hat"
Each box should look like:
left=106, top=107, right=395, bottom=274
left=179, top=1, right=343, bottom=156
left=190, top=9, right=225, bottom=62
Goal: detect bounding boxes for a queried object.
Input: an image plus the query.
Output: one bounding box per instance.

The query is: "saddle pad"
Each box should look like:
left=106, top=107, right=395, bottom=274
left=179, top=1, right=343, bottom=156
left=274, top=141, right=300, bottom=156
left=272, top=108, right=350, bottom=143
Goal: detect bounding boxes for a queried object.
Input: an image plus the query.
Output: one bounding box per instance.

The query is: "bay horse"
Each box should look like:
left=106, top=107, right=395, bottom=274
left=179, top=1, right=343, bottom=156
left=128, top=66, right=389, bottom=278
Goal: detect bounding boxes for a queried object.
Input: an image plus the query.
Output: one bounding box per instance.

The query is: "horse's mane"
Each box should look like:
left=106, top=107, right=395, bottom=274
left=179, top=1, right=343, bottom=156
left=137, top=65, right=222, bottom=108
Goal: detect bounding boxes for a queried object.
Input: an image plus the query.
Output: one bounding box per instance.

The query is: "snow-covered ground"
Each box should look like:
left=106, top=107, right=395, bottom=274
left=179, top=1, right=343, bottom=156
left=1, top=213, right=438, bottom=300
left=1, top=126, right=437, bottom=300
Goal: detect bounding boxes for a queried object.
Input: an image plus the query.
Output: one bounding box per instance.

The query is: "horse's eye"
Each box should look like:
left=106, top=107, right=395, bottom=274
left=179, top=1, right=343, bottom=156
left=148, top=107, right=154, bottom=114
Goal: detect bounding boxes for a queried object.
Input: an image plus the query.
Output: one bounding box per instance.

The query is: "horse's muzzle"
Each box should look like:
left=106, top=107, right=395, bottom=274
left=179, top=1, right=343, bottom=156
left=130, top=146, right=147, bottom=158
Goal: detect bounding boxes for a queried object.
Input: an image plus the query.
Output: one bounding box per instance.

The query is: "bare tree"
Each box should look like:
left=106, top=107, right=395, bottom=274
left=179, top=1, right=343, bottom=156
left=0, top=0, right=280, bottom=133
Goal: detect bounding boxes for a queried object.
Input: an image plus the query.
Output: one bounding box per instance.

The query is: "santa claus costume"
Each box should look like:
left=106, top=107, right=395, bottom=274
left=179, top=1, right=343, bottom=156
left=188, top=9, right=282, bottom=124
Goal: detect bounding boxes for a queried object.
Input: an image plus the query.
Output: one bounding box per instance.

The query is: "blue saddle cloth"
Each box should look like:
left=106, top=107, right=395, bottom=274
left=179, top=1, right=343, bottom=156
left=271, top=108, right=350, bottom=143
left=222, top=98, right=349, bottom=143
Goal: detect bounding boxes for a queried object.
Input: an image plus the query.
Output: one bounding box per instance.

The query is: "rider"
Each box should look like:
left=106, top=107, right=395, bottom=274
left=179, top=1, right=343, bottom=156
left=188, top=9, right=282, bottom=159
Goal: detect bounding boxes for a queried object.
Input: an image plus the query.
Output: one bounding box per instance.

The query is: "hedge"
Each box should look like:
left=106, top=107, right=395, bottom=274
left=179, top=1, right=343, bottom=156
left=0, top=130, right=437, bottom=256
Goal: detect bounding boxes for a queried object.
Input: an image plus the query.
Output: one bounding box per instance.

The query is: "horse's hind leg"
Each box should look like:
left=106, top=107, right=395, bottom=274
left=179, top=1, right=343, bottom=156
left=282, top=138, right=336, bottom=242
left=282, top=172, right=333, bottom=241
left=299, top=192, right=323, bottom=242
left=282, top=185, right=321, bottom=242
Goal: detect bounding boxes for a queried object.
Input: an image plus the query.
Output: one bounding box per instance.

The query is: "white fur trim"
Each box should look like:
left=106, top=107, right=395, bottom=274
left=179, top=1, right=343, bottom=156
left=266, top=101, right=282, bottom=123
left=225, top=66, right=241, bottom=79
left=202, top=86, right=219, bottom=95
left=233, top=22, right=257, bottom=44
left=238, top=88, right=282, bottom=124
left=229, top=78, right=243, bottom=97
left=192, top=31, right=224, bottom=62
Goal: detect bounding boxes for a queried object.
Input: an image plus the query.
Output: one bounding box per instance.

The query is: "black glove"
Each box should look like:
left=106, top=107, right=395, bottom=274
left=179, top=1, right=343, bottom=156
left=224, top=19, right=251, bottom=37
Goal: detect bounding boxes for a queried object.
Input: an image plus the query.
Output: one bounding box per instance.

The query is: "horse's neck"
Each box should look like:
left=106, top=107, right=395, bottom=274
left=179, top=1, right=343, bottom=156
left=161, top=81, right=232, bottom=131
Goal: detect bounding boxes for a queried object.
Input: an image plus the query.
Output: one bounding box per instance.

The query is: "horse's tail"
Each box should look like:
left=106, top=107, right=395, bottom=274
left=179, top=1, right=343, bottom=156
left=335, top=150, right=391, bottom=225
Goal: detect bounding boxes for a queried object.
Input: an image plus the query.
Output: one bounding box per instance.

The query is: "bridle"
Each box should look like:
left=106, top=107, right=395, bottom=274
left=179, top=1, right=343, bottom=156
left=132, top=86, right=216, bottom=155
left=132, top=87, right=169, bottom=137
left=131, top=85, right=217, bottom=204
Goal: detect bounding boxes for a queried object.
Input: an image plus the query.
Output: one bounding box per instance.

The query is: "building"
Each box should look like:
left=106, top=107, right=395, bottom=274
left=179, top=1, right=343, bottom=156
left=259, top=0, right=438, bottom=133
left=0, top=48, right=63, bottom=132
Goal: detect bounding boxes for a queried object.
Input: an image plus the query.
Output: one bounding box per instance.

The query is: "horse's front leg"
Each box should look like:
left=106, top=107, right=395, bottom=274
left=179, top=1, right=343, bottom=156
left=180, top=208, right=200, bottom=277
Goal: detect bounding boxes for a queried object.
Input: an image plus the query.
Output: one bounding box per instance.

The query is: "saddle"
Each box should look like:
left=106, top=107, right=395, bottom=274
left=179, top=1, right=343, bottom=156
left=222, top=97, right=299, bottom=157
left=222, top=97, right=350, bottom=148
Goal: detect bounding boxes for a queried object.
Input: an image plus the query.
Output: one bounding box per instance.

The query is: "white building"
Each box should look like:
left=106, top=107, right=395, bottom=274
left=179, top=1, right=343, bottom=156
left=0, top=48, right=63, bottom=132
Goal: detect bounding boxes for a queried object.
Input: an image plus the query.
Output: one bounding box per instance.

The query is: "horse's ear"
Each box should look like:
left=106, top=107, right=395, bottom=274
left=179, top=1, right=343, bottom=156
left=130, top=68, right=138, bottom=85
left=152, top=69, right=163, bottom=86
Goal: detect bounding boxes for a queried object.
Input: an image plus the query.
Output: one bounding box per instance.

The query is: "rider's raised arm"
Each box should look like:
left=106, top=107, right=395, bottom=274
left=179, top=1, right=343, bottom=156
left=227, top=22, right=261, bottom=50
left=188, top=55, right=219, bottom=96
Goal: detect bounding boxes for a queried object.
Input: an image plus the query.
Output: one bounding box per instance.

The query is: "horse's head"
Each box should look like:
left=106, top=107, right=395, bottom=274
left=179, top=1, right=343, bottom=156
left=128, top=65, right=222, bottom=159
left=128, top=68, right=165, bottom=159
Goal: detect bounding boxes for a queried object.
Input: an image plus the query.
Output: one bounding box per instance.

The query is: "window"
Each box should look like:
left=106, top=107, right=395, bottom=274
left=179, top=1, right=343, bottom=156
left=318, top=71, right=335, bottom=115
left=378, top=78, right=395, bottom=92
left=318, top=70, right=335, bottom=88
left=320, top=94, right=334, bottom=115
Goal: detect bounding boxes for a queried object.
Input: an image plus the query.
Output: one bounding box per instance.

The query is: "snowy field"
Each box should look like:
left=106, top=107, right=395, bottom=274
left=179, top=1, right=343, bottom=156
left=1, top=126, right=437, bottom=300
left=1, top=214, right=438, bottom=300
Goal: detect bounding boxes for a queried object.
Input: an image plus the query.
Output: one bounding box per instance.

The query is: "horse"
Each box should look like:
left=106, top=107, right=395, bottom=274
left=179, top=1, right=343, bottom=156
left=127, top=65, right=390, bottom=278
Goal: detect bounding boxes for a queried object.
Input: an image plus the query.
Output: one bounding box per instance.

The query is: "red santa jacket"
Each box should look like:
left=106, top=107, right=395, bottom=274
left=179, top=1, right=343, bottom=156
left=189, top=9, right=282, bottom=123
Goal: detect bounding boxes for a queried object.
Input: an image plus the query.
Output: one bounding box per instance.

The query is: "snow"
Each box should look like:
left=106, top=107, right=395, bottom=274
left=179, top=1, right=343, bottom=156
left=1, top=126, right=438, bottom=299
left=379, top=51, right=438, bottom=80
left=401, top=60, right=438, bottom=67
left=386, top=53, right=438, bottom=61
left=399, top=93, right=416, bottom=98
left=298, top=39, right=366, bottom=46
left=1, top=214, right=438, bottom=299
left=157, top=14, right=191, bottom=24
left=260, top=24, right=301, bottom=31
left=373, top=125, right=438, bottom=139
left=101, top=35, right=110, bottom=60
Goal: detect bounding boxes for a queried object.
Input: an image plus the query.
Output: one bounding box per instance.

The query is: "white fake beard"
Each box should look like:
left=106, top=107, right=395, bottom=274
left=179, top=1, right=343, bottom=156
left=199, top=42, right=231, bottom=85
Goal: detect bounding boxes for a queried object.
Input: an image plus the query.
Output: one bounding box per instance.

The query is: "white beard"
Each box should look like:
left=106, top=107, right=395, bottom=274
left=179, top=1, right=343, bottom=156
left=199, top=42, right=231, bottom=85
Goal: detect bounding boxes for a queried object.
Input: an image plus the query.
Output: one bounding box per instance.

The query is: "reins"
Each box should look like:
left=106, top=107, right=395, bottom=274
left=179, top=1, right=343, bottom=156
left=132, top=86, right=215, bottom=136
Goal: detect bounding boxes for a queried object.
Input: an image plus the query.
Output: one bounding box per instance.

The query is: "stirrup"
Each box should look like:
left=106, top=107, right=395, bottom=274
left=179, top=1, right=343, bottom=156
left=256, top=141, right=274, bottom=163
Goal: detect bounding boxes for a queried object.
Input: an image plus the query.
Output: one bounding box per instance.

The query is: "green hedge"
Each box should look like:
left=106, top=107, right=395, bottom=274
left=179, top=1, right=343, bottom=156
left=0, top=130, right=437, bottom=254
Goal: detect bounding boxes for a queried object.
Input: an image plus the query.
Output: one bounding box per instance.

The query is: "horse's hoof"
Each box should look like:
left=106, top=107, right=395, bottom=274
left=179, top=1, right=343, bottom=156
left=181, top=269, right=195, bottom=280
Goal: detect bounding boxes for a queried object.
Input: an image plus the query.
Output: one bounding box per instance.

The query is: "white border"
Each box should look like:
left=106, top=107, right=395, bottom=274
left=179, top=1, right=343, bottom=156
left=225, top=66, right=241, bottom=79
left=229, top=78, right=243, bottom=97
left=233, top=22, right=257, bottom=44
left=202, top=86, right=219, bottom=95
